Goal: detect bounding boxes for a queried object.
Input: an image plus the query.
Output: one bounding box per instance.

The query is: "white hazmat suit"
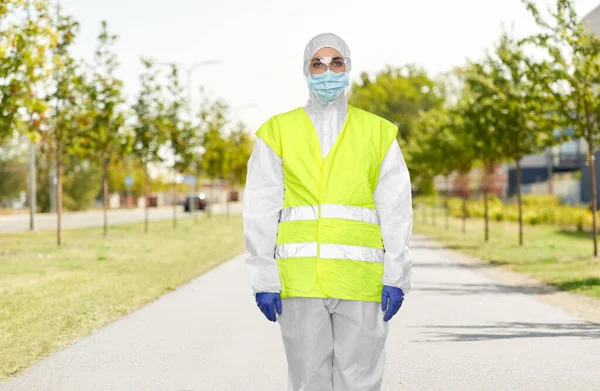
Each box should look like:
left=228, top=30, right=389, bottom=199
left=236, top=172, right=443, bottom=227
left=243, top=33, right=413, bottom=391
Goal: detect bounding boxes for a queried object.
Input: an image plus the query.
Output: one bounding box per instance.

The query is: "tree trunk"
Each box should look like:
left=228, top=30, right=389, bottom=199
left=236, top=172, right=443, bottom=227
left=226, top=185, right=230, bottom=220
left=56, top=143, right=63, bottom=246
left=172, top=170, right=177, bottom=229
left=28, top=141, right=36, bottom=231
left=516, top=159, right=524, bottom=246
left=192, top=169, right=199, bottom=225
left=462, top=196, right=467, bottom=234
left=208, top=180, right=215, bottom=219
left=484, top=188, right=489, bottom=242
left=432, top=192, right=437, bottom=226
left=589, top=147, right=598, bottom=257
left=144, top=165, right=149, bottom=233
left=102, top=157, right=109, bottom=237
left=445, top=175, right=450, bottom=230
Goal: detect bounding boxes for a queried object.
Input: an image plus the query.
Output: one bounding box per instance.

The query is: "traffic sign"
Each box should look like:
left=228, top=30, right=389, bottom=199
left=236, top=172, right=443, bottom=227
left=124, top=176, right=134, bottom=187
left=183, top=175, right=197, bottom=185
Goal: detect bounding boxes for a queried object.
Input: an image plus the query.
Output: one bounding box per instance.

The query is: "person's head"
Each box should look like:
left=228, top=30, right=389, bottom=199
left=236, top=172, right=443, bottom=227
left=303, top=33, right=352, bottom=104
left=307, top=47, right=347, bottom=75
left=303, top=33, right=351, bottom=78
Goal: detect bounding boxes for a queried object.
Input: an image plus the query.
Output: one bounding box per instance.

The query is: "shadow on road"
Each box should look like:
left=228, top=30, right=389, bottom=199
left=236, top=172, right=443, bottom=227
left=412, top=261, right=504, bottom=270
left=410, top=244, right=481, bottom=251
left=412, top=282, right=554, bottom=296
left=411, top=321, right=600, bottom=342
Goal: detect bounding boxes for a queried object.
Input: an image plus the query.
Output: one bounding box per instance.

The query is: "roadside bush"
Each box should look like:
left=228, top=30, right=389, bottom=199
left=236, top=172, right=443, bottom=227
left=428, top=194, right=595, bottom=231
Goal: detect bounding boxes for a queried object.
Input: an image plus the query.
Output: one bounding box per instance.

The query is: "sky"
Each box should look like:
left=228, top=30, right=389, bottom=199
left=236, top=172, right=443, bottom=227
left=61, top=0, right=600, bottom=131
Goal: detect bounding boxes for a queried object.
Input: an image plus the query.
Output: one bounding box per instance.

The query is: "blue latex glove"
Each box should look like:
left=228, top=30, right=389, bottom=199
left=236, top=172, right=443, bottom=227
left=381, top=286, right=404, bottom=322
left=255, top=292, right=282, bottom=322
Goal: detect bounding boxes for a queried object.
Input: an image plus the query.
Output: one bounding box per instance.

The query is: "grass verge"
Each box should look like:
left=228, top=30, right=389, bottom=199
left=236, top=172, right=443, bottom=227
left=0, top=215, right=244, bottom=378
left=413, top=210, right=600, bottom=301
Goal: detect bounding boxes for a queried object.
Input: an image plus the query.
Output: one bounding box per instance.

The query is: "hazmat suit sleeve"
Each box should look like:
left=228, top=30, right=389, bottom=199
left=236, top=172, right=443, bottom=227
left=374, top=139, right=413, bottom=293
left=243, top=137, right=284, bottom=294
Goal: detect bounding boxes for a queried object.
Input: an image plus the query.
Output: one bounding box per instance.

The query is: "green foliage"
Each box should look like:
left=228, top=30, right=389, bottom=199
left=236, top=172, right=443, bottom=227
left=522, top=0, right=600, bottom=253
left=35, top=152, right=100, bottom=212
left=0, top=0, right=53, bottom=143
left=522, top=0, right=600, bottom=150
left=522, top=194, right=560, bottom=207
left=83, top=21, right=127, bottom=166
left=460, top=64, right=506, bottom=172
left=61, top=158, right=101, bottom=211
left=132, top=59, right=169, bottom=166
left=442, top=195, right=594, bottom=229
left=407, top=109, right=447, bottom=194
left=199, top=97, right=229, bottom=180
left=224, top=122, right=253, bottom=186
left=349, top=65, right=444, bottom=142
left=475, top=33, right=559, bottom=164
left=40, top=10, right=90, bottom=156
left=0, top=137, right=27, bottom=203
left=165, top=64, right=197, bottom=174
left=107, top=158, right=146, bottom=197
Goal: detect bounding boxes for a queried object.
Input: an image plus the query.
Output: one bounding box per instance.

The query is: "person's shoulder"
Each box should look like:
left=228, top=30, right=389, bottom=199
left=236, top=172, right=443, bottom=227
left=258, top=107, right=304, bottom=127
left=272, top=107, right=305, bottom=121
left=350, top=106, right=396, bottom=128
left=257, top=107, right=305, bottom=134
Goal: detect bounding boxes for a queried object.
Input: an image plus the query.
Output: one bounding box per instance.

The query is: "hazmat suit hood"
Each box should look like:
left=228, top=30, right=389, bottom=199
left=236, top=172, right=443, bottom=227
left=302, top=33, right=351, bottom=160
left=303, top=32, right=350, bottom=113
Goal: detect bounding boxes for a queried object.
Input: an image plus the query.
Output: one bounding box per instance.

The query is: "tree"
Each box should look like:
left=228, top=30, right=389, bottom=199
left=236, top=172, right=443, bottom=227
left=473, top=32, right=559, bottom=245
left=165, top=64, right=196, bottom=228
left=1, top=0, right=54, bottom=137
left=409, top=109, right=443, bottom=224
left=80, top=21, right=127, bottom=236
left=222, top=121, right=252, bottom=215
left=40, top=6, right=89, bottom=245
left=413, top=108, right=460, bottom=229
left=523, top=0, right=600, bottom=255
left=225, top=122, right=253, bottom=187
left=1, top=0, right=53, bottom=221
left=199, top=97, right=228, bottom=216
left=132, top=59, right=168, bottom=233
left=0, top=0, right=50, bottom=144
left=446, top=107, right=478, bottom=234
left=461, top=63, right=508, bottom=242
left=349, top=65, right=445, bottom=143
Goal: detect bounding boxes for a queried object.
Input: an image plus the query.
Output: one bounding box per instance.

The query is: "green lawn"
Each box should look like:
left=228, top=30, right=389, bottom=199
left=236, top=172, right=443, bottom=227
left=0, top=215, right=245, bottom=378
left=413, top=209, right=600, bottom=300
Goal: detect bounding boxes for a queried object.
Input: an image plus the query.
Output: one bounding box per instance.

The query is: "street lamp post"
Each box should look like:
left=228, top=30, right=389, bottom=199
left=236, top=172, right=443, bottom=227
left=157, top=60, right=219, bottom=221
left=186, top=61, right=220, bottom=123
left=185, top=61, right=219, bottom=221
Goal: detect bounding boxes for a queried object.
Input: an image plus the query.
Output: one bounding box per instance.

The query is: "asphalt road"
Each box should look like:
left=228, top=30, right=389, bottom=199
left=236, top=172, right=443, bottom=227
left=0, top=203, right=242, bottom=233
left=1, top=235, right=599, bottom=391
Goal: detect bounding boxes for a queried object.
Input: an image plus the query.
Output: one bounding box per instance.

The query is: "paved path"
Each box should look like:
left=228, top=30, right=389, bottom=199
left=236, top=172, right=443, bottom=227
left=1, top=235, right=599, bottom=390
left=0, top=203, right=242, bottom=233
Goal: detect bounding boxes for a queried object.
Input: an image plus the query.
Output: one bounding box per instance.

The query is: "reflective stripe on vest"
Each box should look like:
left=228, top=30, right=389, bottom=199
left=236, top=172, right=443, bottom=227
left=276, top=243, right=384, bottom=263
left=280, top=204, right=379, bottom=225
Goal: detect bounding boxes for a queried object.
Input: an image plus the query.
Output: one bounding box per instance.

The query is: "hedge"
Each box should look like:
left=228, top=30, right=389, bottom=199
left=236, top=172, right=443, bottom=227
left=415, top=194, right=591, bottom=232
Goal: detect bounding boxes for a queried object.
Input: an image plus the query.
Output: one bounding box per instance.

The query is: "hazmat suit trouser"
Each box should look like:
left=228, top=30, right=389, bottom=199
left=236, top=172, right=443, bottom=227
left=278, top=297, right=389, bottom=391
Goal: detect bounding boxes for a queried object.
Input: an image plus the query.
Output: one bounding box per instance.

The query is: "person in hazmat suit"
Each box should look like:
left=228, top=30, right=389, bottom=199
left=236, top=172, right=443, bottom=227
left=243, top=32, right=413, bottom=391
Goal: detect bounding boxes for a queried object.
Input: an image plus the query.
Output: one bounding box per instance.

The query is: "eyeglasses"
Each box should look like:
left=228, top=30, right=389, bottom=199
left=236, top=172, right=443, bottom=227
left=305, top=56, right=351, bottom=74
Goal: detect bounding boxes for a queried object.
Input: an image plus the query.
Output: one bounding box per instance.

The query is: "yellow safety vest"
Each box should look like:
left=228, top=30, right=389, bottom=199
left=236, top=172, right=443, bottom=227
left=257, top=105, right=398, bottom=302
